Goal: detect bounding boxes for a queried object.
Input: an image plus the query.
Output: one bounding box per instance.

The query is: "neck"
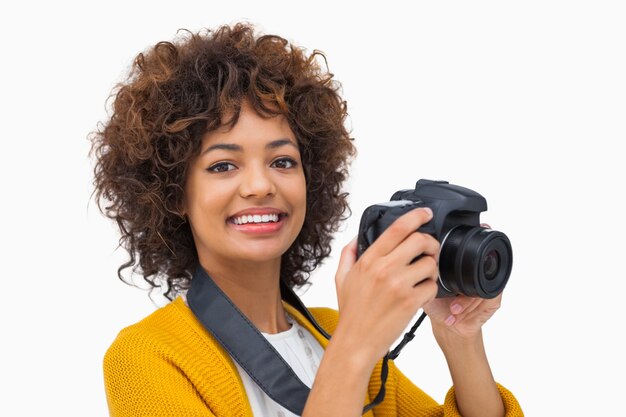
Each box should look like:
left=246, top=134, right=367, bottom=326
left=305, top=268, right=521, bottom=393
left=197, top=257, right=291, bottom=334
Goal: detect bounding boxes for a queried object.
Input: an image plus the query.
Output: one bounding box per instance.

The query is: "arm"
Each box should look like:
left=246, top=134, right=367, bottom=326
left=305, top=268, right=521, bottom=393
left=303, top=332, right=379, bottom=417
left=421, top=221, right=517, bottom=416
left=304, top=306, right=524, bottom=417
left=434, top=328, right=503, bottom=417
left=303, top=207, right=441, bottom=416
left=304, top=322, right=524, bottom=417
left=424, top=292, right=523, bottom=417
left=391, top=358, right=524, bottom=417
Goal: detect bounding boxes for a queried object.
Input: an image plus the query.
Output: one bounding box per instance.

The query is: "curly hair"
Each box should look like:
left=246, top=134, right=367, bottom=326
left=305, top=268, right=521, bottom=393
left=90, top=22, right=356, bottom=299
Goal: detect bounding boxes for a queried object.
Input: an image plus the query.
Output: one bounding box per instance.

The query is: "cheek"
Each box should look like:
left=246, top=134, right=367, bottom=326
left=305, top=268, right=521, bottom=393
left=289, top=172, right=307, bottom=200
left=195, top=189, right=229, bottom=220
left=292, top=176, right=307, bottom=219
left=184, top=178, right=224, bottom=223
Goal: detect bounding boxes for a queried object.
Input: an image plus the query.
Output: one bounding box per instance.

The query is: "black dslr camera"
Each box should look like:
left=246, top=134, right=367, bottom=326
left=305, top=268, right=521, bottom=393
left=357, top=179, right=513, bottom=299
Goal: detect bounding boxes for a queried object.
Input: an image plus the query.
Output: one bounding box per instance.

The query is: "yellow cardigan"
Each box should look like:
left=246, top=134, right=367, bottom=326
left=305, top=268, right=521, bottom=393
left=104, top=296, right=523, bottom=416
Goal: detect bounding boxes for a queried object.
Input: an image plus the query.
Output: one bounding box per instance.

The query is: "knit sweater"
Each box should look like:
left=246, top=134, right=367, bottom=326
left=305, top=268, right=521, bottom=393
left=103, top=297, right=523, bottom=416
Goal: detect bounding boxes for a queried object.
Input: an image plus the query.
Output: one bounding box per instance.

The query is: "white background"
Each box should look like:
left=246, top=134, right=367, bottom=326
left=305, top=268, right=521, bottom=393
left=1, top=1, right=624, bottom=415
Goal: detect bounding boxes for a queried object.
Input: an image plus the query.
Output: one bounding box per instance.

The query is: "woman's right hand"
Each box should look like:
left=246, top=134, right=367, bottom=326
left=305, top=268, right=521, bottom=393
left=333, top=207, right=440, bottom=365
left=302, top=207, right=439, bottom=417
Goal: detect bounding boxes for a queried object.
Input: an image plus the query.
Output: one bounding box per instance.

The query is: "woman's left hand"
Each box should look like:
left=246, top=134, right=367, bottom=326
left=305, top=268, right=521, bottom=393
left=423, top=222, right=502, bottom=342
left=422, top=293, right=502, bottom=341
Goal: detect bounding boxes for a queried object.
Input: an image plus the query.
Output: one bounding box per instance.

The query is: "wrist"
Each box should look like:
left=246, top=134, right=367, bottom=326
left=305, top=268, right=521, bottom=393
left=327, top=324, right=382, bottom=373
left=302, top=328, right=379, bottom=417
left=432, top=325, right=484, bottom=353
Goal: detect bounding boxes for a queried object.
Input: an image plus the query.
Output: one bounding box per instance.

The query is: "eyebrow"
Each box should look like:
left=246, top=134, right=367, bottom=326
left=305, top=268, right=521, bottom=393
left=201, top=138, right=298, bottom=156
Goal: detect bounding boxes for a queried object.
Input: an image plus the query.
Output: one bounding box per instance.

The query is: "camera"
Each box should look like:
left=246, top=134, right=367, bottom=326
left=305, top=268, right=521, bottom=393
left=357, top=179, right=513, bottom=299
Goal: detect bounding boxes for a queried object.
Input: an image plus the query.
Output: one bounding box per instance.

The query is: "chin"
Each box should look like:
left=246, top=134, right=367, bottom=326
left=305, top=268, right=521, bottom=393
left=233, top=244, right=289, bottom=263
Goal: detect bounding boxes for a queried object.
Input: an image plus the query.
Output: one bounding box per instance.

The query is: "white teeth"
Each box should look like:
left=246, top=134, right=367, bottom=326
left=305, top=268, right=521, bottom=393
left=232, top=213, right=281, bottom=224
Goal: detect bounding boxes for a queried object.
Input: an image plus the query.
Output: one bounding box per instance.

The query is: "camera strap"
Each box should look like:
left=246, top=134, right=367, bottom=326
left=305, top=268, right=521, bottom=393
left=186, top=264, right=416, bottom=415
left=359, top=312, right=427, bottom=413
left=186, top=265, right=328, bottom=415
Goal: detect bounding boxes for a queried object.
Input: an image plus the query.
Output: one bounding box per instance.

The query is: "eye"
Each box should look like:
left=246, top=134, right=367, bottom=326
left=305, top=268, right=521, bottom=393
left=271, top=157, right=298, bottom=169
left=207, top=162, right=237, bottom=173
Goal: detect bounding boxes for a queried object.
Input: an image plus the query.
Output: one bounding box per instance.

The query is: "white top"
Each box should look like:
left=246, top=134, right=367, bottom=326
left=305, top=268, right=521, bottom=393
left=233, top=313, right=325, bottom=417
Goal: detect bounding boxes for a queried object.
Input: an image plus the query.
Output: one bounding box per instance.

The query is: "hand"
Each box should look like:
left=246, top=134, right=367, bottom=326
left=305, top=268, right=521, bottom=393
left=423, top=223, right=503, bottom=343
left=423, top=293, right=502, bottom=341
left=333, top=207, right=440, bottom=364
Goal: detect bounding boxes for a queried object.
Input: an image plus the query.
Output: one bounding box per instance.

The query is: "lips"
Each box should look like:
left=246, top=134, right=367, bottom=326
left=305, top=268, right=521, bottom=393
left=227, top=207, right=288, bottom=224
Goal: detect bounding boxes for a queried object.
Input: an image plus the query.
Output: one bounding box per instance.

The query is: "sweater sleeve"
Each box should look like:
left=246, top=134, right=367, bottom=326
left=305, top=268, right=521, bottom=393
left=103, top=329, right=216, bottom=417
left=391, top=360, right=524, bottom=417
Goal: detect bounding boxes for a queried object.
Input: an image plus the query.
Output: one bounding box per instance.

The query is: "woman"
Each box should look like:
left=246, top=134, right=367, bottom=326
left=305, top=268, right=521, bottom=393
left=92, top=22, right=523, bottom=417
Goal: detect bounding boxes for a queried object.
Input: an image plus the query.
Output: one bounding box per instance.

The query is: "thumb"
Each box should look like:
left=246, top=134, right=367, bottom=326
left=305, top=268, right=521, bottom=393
left=335, top=236, right=358, bottom=296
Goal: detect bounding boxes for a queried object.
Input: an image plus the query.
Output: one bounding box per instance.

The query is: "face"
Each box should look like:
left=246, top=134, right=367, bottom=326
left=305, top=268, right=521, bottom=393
left=184, top=102, right=306, bottom=271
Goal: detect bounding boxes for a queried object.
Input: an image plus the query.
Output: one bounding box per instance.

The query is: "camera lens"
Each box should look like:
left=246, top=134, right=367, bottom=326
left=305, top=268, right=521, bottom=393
left=438, top=226, right=512, bottom=298
left=482, top=250, right=500, bottom=281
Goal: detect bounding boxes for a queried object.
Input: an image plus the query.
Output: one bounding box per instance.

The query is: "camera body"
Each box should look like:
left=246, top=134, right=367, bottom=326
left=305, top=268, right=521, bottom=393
left=357, top=179, right=513, bottom=299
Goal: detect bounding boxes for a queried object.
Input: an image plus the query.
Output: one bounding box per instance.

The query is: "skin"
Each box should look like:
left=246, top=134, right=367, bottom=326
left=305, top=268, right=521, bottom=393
left=183, top=101, right=306, bottom=334
left=183, top=100, right=504, bottom=417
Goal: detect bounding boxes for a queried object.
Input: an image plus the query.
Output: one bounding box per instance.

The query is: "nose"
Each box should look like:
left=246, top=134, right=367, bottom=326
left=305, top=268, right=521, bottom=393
left=239, top=163, right=276, bottom=199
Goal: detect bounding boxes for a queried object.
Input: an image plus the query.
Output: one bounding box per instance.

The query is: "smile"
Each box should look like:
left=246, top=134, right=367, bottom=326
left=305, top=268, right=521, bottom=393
left=230, top=213, right=284, bottom=225
left=227, top=212, right=288, bottom=235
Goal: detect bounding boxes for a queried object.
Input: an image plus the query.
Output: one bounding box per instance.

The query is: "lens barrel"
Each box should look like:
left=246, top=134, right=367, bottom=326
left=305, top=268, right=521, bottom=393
left=438, top=226, right=512, bottom=298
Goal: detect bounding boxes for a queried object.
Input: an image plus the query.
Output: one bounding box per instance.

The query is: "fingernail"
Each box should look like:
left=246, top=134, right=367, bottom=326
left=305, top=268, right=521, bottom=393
left=444, top=315, right=456, bottom=326
left=450, top=303, right=463, bottom=314
left=422, top=207, right=433, bottom=218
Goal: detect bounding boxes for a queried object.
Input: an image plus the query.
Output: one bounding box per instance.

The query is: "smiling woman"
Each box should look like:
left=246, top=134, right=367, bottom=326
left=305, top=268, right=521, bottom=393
left=91, top=22, right=523, bottom=417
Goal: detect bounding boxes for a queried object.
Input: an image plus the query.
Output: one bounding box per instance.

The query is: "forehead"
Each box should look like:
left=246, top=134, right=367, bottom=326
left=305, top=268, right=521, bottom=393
left=201, top=102, right=296, bottom=148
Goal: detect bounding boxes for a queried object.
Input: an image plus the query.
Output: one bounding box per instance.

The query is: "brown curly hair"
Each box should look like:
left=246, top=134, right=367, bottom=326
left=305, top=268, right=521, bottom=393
left=90, top=22, right=356, bottom=299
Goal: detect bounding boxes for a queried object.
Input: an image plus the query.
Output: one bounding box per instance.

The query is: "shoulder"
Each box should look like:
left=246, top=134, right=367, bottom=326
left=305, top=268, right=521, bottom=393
left=107, top=298, right=183, bottom=342
left=104, top=300, right=172, bottom=362
left=102, top=297, right=245, bottom=415
left=103, top=297, right=210, bottom=368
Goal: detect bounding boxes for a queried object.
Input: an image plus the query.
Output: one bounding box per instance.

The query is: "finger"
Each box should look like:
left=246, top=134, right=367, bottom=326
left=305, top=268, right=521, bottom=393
left=335, top=236, right=358, bottom=294
left=388, top=231, right=440, bottom=266
left=442, top=297, right=481, bottom=326
left=366, top=250, right=439, bottom=305
left=363, top=207, right=433, bottom=260
left=390, top=252, right=439, bottom=288
left=480, top=223, right=491, bottom=229
left=411, top=275, right=439, bottom=307
left=402, top=254, right=439, bottom=287
left=394, top=263, right=439, bottom=307
left=448, top=296, right=480, bottom=315
left=450, top=297, right=483, bottom=318
left=448, top=295, right=502, bottom=325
